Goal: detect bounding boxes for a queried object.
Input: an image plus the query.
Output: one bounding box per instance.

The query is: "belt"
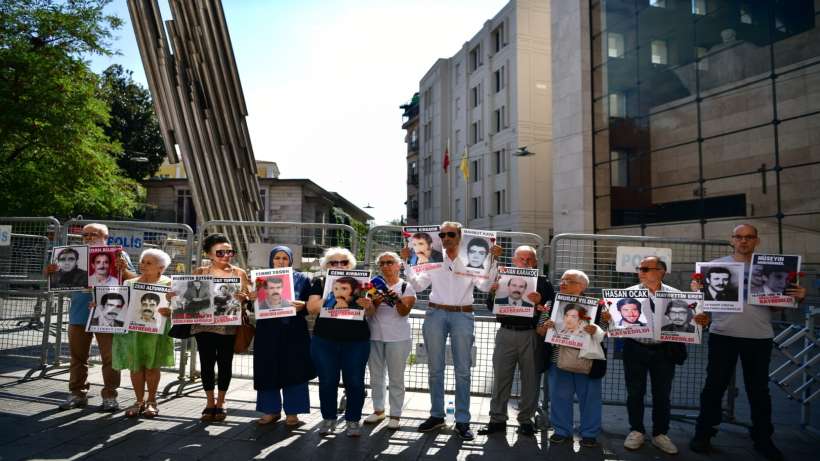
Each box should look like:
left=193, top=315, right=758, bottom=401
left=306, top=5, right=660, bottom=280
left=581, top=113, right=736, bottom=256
left=429, top=302, right=474, bottom=313
left=629, top=339, right=665, bottom=348
left=500, top=323, right=534, bottom=331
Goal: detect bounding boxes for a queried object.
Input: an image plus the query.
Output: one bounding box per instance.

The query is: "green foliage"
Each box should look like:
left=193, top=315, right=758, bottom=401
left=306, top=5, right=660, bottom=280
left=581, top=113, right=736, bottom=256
left=97, top=64, right=165, bottom=181
left=0, top=0, right=142, bottom=218
left=330, top=207, right=369, bottom=263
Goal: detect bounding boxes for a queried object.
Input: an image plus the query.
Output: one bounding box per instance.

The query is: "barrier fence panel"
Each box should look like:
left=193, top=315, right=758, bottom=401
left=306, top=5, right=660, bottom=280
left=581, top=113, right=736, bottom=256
left=770, top=308, right=820, bottom=431
left=549, top=233, right=734, bottom=410
left=0, top=290, right=54, bottom=379
left=0, top=217, right=61, bottom=289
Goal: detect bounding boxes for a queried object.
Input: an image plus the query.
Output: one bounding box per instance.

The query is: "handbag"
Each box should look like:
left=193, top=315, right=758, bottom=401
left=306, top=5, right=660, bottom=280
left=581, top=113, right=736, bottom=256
left=234, top=309, right=255, bottom=353
left=168, top=323, right=192, bottom=339
left=664, top=342, right=688, bottom=365
left=579, top=324, right=606, bottom=360
left=557, top=345, right=593, bottom=374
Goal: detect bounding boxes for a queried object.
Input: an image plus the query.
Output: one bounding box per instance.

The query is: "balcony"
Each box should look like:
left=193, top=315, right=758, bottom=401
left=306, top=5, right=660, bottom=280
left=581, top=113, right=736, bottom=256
left=407, top=140, right=419, bottom=153
left=407, top=173, right=419, bottom=186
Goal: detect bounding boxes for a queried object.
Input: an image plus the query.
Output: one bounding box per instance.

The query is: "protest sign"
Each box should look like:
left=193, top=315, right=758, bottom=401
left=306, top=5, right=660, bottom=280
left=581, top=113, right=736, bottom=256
left=403, top=225, right=443, bottom=273
left=49, top=245, right=89, bottom=291
left=87, top=285, right=129, bottom=334
left=545, top=294, right=599, bottom=350
left=212, top=277, right=242, bottom=325
left=493, top=266, right=539, bottom=318
left=319, top=269, right=370, bottom=321
left=252, top=268, right=296, bottom=319
left=126, top=282, right=169, bottom=334
left=655, top=291, right=703, bottom=344
left=749, top=254, right=802, bottom=308
left=457, top=228, right=496, bottom=278
left=88, top=246, right=123, bottom=288
left=170, top=275, right=214, bottom=324
left=602, top=289, right=653, bottom=338
left=696, top=262, right=745, bottom=312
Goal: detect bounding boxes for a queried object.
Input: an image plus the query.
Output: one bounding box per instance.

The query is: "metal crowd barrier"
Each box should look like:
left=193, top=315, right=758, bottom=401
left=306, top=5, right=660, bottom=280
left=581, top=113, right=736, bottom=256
left=771, top=306, right=820, bottom=432
left=0, top=217, right=61, bottom=291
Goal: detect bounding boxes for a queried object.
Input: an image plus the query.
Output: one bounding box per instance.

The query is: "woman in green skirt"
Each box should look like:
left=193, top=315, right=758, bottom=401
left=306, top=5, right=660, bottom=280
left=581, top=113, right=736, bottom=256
left=113, top=248, right=175, bottom=418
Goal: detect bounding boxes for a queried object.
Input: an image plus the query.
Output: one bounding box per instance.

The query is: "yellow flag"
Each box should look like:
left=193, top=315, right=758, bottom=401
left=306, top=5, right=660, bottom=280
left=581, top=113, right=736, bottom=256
left=459, top=149, right=469, bottom=181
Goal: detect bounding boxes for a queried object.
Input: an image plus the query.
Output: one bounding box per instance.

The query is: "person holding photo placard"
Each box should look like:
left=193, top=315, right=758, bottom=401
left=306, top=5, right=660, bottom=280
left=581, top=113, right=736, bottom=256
left=253, top=246, right=314, bottom=427
left=401, top=222, right=501, bottom=441
left=690, top=224, right=806, bottom=461
left=307, top=247, right=374, bottom=437
left=49, top=223, right=135, bottom=412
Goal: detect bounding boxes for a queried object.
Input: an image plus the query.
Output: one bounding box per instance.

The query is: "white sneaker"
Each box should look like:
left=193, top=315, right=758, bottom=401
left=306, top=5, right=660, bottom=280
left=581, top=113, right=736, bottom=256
left=387, top=418, right=400, bottom=430
left=364, top=412, right=385, bottom=424
left=652, top=434, right=679, bottom=454
left=346, top=421, right=361, bottom=437
left=318, top=419, right=336, bottom=436
left=624, top=431, right=645, bottom=450
left=101, top=398, right=119, bottom=411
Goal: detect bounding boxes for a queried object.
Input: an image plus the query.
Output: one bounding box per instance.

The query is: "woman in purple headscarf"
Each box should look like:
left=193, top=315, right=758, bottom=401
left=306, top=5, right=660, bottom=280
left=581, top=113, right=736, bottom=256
left=253, top=246, right=315, bottom=426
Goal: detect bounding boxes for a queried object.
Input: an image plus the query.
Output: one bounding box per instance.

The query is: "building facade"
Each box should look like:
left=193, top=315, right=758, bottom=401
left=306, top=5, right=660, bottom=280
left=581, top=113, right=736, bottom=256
left=401, top=93, right=420, bottom=225
left=553, top=0, right=820, bottom=263
left=415, top=0, right=553, bottom=239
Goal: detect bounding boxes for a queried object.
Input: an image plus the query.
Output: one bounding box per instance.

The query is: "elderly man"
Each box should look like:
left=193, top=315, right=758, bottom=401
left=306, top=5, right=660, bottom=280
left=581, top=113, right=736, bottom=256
left=48, top=223, right=135, bottom=411
left=479, top=246, right=554, bottom=437
left=622, top=256, right=708, bottom=454
left=690, top=224, right=806, bottom=461
left=401, top=221, right=501, bottom=440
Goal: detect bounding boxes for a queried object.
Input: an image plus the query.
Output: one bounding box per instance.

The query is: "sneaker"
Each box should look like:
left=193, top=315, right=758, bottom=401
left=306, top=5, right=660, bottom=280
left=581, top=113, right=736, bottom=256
left=536, top=414, right=551, bottom=431
left=364, top=413, right=385, bottom=424
left=345, top=421, right=361, bottom=437
left=624, top=431, right=645, bottom=450
left=516, top=422, right=536, bottom=437
left=318, top=419, right=336, bottom=436
left=753, top=439, right=785, bottom=461
left=387, top=418, right=400, bottom=430
left=59, top=395, right=88, bottom=410
left=689, top=433, right=711, bottom=453
left=652, top=434, right=678, bottom=455
left=580, top=437, right=598, bottom=448
left=417, top=416, right=446, bottom=432
left=454, top=422, right=474, bottom=440
left=549, top=433, right=569, bottom=444
left=477, top=422, right=507, bottom=435
left=101, top=398, right=119, bottom=412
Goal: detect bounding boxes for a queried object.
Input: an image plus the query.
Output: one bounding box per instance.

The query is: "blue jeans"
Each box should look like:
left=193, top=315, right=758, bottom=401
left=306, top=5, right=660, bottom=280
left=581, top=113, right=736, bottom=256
left=256, top=382, right=310, bottom=415
left=549, top=366, right=602, bottom=438
left=422, top=308, right=474, bottom=423
left=310, top=335, right=370, bottom=422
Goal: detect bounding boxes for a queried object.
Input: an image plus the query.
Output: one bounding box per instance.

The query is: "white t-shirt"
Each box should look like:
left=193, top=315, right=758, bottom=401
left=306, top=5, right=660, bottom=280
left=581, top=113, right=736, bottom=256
left=367, top=280, right=416, bottom=342
left=709, top=255, right=774, bottom=339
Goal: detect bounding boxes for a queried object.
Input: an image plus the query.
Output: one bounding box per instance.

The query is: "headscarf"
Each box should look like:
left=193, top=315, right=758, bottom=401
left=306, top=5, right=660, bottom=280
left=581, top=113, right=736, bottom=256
left=269, top=245, right=293, bottom=268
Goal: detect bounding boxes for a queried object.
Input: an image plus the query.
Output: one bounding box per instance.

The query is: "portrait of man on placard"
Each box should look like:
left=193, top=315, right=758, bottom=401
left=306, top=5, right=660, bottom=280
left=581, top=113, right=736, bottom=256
left=258, top=276, right=292, bottom=309
left=616, top=297, right=646, bottom=327
left=51, top=246, right=88, bottom=289
left=93, top=293, right=126, bottom=328
left=494, top=276, right=533, bottom=307
left=661, top=299, right=695, bottom=333
left=138, top=292, right=159, bottom=323
left=182, top=279, right=211, bottom=311
left=465, top=237, right=490, bottom=269
left=703, top=266, right=739, bottom=302
left=408, top=232, right=443, bottom=265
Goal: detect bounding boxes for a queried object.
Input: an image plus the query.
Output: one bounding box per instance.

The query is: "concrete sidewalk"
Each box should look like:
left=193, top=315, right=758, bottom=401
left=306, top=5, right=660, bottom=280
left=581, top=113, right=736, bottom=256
left=0, top=364, right=818, bottom=461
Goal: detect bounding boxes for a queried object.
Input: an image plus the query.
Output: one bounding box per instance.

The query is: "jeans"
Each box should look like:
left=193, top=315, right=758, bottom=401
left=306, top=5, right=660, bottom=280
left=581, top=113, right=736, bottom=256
left=68, top=325, right=120, bottom=398
left=369, top=339, right=411, bottom=417
left=623, top=339, right=675, bottom=436
left=195, top=333, right=235, bottom=391
left=256, top=382, right=310, bottom=415
left=549, top=366, right=602, bottom=438
left=310, top=335, right=370, bottom=422
left=422, top=308, right=474, bottom=423
left=695, top=333, right=774, bottom=441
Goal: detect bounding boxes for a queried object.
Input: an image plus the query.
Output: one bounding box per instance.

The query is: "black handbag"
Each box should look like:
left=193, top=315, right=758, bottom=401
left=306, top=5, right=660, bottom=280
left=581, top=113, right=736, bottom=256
left=664, top=342, right=688, bottom=365
left=168, top=323, right=192, bottom=339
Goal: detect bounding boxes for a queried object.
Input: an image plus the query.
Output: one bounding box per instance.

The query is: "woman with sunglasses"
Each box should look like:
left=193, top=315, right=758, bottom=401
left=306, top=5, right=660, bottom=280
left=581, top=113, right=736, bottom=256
left=307, top=247, right=374, bottom=437
left=253, top=246, right=315, bottom=426
left=187, top=233, right=250, bottom=422
left=362, top=251, right=416, bottom=430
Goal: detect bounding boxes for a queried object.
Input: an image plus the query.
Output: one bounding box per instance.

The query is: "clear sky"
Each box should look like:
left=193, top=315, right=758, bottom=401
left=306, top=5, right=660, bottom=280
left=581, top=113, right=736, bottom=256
left=90, top=0, right=509, bottom=224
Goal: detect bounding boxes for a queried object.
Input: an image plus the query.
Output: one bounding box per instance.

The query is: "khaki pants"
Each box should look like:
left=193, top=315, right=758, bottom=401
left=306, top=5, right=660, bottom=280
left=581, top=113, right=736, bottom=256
left=489, top=327, right=538, bottom=423
left=68, top=324, right=120, bottom=398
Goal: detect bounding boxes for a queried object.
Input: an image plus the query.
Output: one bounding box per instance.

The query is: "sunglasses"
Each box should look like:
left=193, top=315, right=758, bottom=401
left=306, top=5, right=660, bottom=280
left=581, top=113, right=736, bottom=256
left=328, top=260, right=349, bottom=266
left=214, top=249, right=236, bottom=257
left=378, top=260, right=397, bottom=266
left=732, top=235, right=757, bottom=241
left=438, top=231, right=458, bottom=239
left=636, top=267, right=661, bottom=273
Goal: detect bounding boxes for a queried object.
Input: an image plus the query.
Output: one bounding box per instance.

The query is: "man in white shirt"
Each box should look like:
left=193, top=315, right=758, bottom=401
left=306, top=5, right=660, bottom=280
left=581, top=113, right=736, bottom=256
left=401, top=221, right=500, bottom=441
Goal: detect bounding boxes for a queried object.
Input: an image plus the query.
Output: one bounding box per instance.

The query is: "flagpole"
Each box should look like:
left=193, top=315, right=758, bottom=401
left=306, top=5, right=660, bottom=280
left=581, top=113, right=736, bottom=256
left=446, top=138, right=452, bottom=220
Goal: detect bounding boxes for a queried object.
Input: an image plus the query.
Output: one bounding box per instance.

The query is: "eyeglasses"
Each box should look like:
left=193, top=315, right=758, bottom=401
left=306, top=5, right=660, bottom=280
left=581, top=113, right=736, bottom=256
left=438, top=231, right=458, bottom=239
left=636, top=267, right=662, bottom=273
left=378, top=260, right=397, bottom=266
left=57, top=257, right=77, bottom=262
left=732, top=235, right=757, bottom=241
left=214, top=249, right=236, bottom=257
left=82, top=232, right=104, bottom=238
left=560, top=279, right=581, bottom=285
left=328, top=260, right=349, bottom=266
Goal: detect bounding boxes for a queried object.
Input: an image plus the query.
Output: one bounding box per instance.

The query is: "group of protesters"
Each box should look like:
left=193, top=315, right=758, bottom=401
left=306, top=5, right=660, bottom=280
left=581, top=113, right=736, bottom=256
left=55, top=221, right=805, bottom=461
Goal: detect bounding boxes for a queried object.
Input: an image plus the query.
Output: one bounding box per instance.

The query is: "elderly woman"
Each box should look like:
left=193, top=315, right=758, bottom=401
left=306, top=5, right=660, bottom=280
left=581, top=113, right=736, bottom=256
left=112, top=248, right=174, bottom=418
left=185, top=233, right=251, bottom=422
left=362, top=252, right=416, bottom=430
left=537, top=269, right=609, bottom=447
left=253, top=246, right=315, bottom=426
left=307, top=247, right=374, bottom=437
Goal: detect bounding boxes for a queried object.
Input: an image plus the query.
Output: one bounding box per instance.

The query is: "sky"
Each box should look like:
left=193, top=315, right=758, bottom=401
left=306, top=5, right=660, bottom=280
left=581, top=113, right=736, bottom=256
left=89, top=0, right=509, bottom=224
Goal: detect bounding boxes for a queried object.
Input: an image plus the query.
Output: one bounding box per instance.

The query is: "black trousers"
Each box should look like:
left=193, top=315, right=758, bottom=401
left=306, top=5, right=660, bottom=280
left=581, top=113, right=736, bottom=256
left=695, top=333, right=773, bottom=441
left=623, top=339, right=676, bottom=436
left=195, top=332, right=236, bottom=392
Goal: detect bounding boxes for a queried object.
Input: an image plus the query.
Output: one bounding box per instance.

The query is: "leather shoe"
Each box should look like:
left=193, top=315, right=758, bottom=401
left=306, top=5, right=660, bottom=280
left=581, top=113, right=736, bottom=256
left=477, top=422, right=506, bottom=435
left=516, top=423, right=535, bottom=437
left=455, top=422, right=474, bottom=440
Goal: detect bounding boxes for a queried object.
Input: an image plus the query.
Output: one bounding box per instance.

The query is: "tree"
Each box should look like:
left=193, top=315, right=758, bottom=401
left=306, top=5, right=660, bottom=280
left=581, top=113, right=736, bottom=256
left=0, top=0, right=142, bottom=218
left=97, top=64, right=165, bottom=181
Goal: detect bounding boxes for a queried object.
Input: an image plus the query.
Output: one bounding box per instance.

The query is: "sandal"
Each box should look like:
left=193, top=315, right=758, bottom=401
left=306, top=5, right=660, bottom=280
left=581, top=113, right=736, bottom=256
left=257, top=414, right=281, bottom=425
left=201, top=407, right=215, bottom=422
left=125, top=402, right=144, bottom=418
left=212, top=407, right=227, bottom=422
left=143, top=401, right=159, bottom=418
left=285, top=416, right=304, bottom=427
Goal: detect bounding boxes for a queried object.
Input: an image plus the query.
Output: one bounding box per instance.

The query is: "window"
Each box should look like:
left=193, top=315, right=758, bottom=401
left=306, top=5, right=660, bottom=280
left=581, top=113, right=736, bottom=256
left=471, top=158, right=482, bottom=182
left=469, top=44, right=482, bottom=71
left=609, top=92, right=626, bottom=117
left=651, top=40, right=668, bottom=65
left=649, top=0, right=666, bottom=7
left=471, top=84, right=481, bottom=108
left=410, top=128, right=418, bottom=144
left=176, top=188, right=195, bottom=228
left=494, top=66, right=505, bottom=92
left=471, top=196, right=484, bottom=219
left=493, top=109, right=502, bottom=133
left=494, top=149, right=506, bottom=174
left=696, top=46, right=709, bottom=71
left=258, top=188, right=268, bottom=221
left=495, top=189, right=506, bottom=215
left=739, top=6, right=752, bottom=24
left=492, top=23, right=504, bottom=52
left=471, top=121, right=482, bottom=144
left=423, top=122, right=431, bottom=141
left=423, top=190, right=432, bottom=209
left=692, top=0, right=706, bottom=15
left=608, top=33, right=624, bottom=58
left=610, top=151, right=628, bottom=187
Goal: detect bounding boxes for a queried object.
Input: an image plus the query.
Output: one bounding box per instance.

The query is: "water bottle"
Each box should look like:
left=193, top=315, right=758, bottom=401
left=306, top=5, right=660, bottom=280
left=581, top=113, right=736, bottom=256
left=446, top=400, right=455, bottom=426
